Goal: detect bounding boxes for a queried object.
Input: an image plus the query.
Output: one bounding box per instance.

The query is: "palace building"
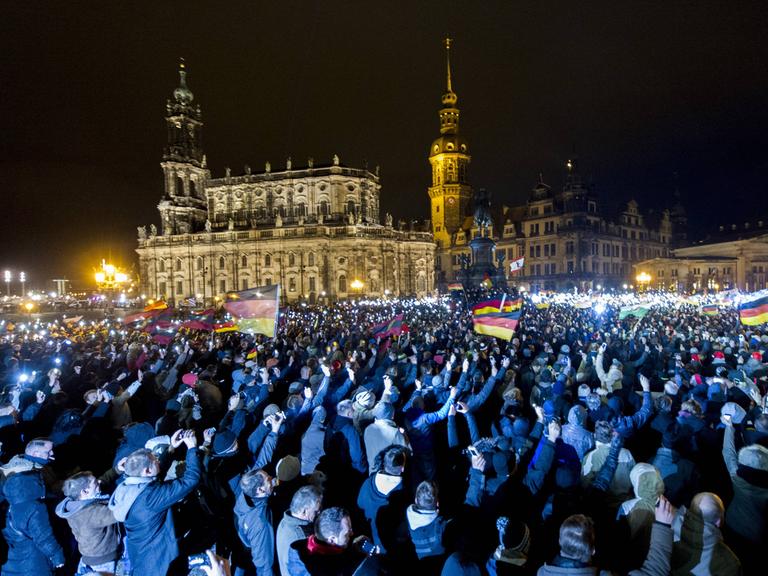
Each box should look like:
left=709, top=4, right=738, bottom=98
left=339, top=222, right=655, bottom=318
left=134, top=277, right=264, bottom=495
left=136, top=62, right=435, bottom=304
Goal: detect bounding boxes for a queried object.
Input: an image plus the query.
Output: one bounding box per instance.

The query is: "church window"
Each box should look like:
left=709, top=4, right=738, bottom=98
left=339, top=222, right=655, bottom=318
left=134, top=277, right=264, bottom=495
left=241, top=255, right=248, bottom=267
left=175, top=258, right=183, bottom=272
left=338, top=275, right=347, bottom=293
left=308, top=253, right=315, bottom=266
left=436, top=205, right=440, bottom=213
left=265, top=277, right=272, bottom=286
left=159, top=281, right=167, bottom=296
left=309, top=276, right=316, bottom=293
left=346, top=200, right=355, bottom=215
left=264, top=254, right=271, bottom=267
left=176, top=281, right=183, bottom=295
left=446, top=143, right=454, bottom=151
left=218, top=256, right=226, bottom=269
left=195, top=257, right=203, bottom=271
left=219, top=280, right=226, bottom=293
left=241, top=279, right=248, bottom=290
left=289, top=253, right=296, bottom=267
left=319, top=200, right=329, bottom=216
left=289, top=277, right=297, bottom=292
left=158, top=260, right=166, bottom=273
left=190, top=180, right=197, bottom=197
left=176, top=176, right=184, bottom=196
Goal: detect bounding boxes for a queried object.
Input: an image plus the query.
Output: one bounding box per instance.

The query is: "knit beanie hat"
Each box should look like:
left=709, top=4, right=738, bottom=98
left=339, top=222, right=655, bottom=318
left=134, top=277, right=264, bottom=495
left=276, top=455, right=301, bottom=482
left=354, top=388, right=376, bottom=409
left=664, top=381, right=679, bottom=396
left=263, top=403, right=281, bottom=418
left=496, top=516, right=531, bottom=555
left=577, top=384, right=591, bottom=400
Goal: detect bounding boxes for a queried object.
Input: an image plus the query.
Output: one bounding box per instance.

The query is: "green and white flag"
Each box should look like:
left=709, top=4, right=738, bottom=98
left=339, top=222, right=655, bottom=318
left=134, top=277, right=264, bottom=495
left=619, top=304, right=650, bottom=320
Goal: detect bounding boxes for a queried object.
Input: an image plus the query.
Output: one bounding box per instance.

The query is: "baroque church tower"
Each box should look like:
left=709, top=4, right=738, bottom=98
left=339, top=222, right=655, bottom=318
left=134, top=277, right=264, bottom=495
left=158, top=60, right=209, bottom=235
left=428, top=38, right=472, bottom=249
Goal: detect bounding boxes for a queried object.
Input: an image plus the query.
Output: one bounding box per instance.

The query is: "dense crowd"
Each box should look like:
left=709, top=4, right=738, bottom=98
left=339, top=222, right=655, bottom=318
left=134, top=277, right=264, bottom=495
left=0, top=292, right=766, bottom=576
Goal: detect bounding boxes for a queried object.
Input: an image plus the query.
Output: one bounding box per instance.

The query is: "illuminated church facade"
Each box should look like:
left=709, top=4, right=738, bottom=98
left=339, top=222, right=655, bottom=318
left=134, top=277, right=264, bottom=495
left=136, top=62, right=435, bottom=304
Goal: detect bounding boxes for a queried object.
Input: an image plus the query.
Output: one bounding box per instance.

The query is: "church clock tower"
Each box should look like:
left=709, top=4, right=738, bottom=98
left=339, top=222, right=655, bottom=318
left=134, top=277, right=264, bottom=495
left=428, top=38, right=472, bottom=249
left=158, top=59, right=209, bottom=235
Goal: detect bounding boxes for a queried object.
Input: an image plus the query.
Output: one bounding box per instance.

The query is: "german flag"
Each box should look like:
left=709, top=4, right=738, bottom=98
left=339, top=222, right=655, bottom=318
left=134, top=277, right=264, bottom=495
left=472, top=297, right=521, bottom=341
left=213, top=321, right=239, bottom=333
left=447, top=283, right=464, bottom=292
left=223, top=284, right=280, bottom=337
left=701, top=304, right=718, bottom=316
left=144, top=300, right=168, bottom=312
left=739, top=293, right=768, bottom=326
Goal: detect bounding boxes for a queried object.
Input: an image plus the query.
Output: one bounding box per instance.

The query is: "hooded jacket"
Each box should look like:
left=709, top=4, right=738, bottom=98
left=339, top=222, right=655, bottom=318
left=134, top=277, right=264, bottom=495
left=1, top=471, right=65, bottom=576
left=406, top=504, right=447, bottom=559
left=619, top=464, right=665, bottom=569
left=595, top=353, right=623, bottom=392
left=108, top=447, right=202, bottom=576
left=55, top=494, right=121, bottom=565
left=561, top=406, right=595, bottom=461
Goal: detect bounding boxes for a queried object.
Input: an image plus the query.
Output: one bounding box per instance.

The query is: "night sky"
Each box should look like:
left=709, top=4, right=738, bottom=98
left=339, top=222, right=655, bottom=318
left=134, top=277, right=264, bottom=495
left=3, top=1, right=768, bottom=289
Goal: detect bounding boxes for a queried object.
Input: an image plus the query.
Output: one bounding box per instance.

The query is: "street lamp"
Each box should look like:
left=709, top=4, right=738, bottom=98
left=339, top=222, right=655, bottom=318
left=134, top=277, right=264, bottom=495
left=19, top=271, right=26, bottom=297
left=4, top=270, right=11, bottom=296
left=636, top=271, right=652, bottom=292
left=350, top=278, right=364, bottom=299
left=24, top=301, right=34, bottom=321
left=94, top=260, right=129, bottom=310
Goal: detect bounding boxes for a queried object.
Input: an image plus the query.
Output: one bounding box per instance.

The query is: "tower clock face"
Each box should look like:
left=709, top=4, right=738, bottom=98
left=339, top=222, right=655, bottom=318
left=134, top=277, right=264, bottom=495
left=447, top=197, right=455, bottom=206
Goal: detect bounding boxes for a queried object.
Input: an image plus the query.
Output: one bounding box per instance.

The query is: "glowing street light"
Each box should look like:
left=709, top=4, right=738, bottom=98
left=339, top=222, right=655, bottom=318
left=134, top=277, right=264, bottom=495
left=636, top=271, right=652, bottom=292
left=4, top=270, right=10, bottom=296
left=19, top=271, right=26, bottom=297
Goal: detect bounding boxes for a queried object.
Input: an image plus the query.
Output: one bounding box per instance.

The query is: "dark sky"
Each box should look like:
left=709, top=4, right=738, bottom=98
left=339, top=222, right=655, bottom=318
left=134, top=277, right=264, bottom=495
left=2, top=1, right=768, bottom=289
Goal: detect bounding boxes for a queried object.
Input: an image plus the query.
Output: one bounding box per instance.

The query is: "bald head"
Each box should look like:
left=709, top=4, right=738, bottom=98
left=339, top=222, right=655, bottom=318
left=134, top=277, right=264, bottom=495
left=691, top=492, right=724, bottom=527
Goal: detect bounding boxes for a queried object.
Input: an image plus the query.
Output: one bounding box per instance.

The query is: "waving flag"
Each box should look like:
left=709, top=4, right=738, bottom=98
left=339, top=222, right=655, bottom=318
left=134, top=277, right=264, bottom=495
left=509, top=257, right=525, bottom=273
left=701, top=304, right=719, bottom=316
left=370, top=314, right=404, bottom=339
left=223, top=284, right=280, bottom=336
left=472, top=296, right=521, bottom=340
left=144, top=300, right=168, bottom=312
left=739, top=293, right=768, bottom=326
left=619, top=305, right=650, bottom=320
left=447, top=283, right=464, bottom=292
left=181, top=308, right=215, bottom=331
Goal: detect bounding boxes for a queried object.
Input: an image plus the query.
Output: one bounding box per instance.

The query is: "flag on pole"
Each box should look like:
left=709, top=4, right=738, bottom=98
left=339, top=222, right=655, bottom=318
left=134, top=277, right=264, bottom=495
left=447, top=283, right=464, bottom=292
left=223, top=284, right=280, bottom=336
left=370, top=314, right=405, bottom=339
left=739, top=293, right=768, bottom=326
left=509, top=257, right=525, bottom=273
left=472, top=296, right=522, bottom=340
left=62, top=316, right=83, bottom=325
left=213, top=321, right=239, bottom=333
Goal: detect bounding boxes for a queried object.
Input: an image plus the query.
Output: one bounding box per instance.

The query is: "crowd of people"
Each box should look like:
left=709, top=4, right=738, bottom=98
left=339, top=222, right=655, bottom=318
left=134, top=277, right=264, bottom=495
left=0, top=291, right=766, bottom=575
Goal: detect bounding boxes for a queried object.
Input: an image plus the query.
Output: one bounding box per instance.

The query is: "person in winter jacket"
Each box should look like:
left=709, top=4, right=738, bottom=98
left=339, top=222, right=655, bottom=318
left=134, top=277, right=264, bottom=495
left=721, top=415, right=768, bottom=569
left=670, top=492, right=740, bottom=576
left=287, top=506, right=377, bottom=576
left=363, top=401, right=410, bottom=474
left=55, top=471, right=122, bottom=575
left=650, top=429, right=699, bottom=507
left=1, top=469, right=65, bottom=576
left=233, top=411, right=282, bottom=576
left=582, top=421, right=636, bottom=498
left=357, top=444, right=410, bottom=555
left=108, top=429, right=201, bottom=576
left=301, top=405, right=327, bottom=476
left=561, top=405, right=595, bottom=461
left=276, top=485, right=323, bottom=576
left=595, top=345, right=623, bottom=393
left=617, top=463, right=665, bottom=570
left=406, top=480, right=449, bottom=565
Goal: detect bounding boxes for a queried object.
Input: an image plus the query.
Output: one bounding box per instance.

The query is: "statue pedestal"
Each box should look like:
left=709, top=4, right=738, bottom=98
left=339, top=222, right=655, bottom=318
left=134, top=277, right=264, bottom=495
left=457, top=235, right=508, bottom=290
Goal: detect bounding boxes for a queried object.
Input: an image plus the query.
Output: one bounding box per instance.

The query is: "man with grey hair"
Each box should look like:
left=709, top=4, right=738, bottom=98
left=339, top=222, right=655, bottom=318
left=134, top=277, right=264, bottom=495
left=276, top=485, right=323, bottom=575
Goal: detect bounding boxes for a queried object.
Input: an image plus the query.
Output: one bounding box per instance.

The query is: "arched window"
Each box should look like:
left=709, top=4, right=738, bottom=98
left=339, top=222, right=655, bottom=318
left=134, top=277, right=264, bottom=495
left=308, top=252, right=315, bottom=267
left=338, top=274, right=347, bottom=293
left=265, top=277, right=272, bottom=286
left=346, top=200, right=355, bottom=215
left=288, top=253, right=296, bottom=267
left=195, top=257, right=203, bottom=271
left=296, top=203, right=306, bottom=217
left=158, top=259, right=166, bottom=273
left=175, top=258, right=183, bottom=272
left=264, top=253, right=271, bottom=267
left=218, top=256, right=226, bottom=269
left=190, top=180, right=197, bottom=197
left=319, top=200, right=329, bottom=216
left=289, top=277, right=297, bottom=292
left=241, top=255, right=248, bottom=267
left=176, top=176, right=184, bottom=196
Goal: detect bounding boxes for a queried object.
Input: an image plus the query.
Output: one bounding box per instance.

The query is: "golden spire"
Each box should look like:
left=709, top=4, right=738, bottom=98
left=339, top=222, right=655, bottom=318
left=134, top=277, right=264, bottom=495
left=445, top=37, right=453, bottom=94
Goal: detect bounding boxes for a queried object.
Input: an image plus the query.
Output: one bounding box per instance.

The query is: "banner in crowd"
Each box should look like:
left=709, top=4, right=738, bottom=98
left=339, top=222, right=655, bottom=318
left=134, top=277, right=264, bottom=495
left=619, top=304, right=650, bottom=320
left=447, top=283, right=464, bottom=292
left=701, top=304, right=718, bottom=316
left=223, top=284, right=280, bottom=336
left=739, top=292, right=768, bottom=326
left=509, top=257, right=525, bottom=273
left=472, top=296, right=521, bottom=340
left=370, top=313, right=405, bottom=338
left=144, top=299, right=168, bottom=312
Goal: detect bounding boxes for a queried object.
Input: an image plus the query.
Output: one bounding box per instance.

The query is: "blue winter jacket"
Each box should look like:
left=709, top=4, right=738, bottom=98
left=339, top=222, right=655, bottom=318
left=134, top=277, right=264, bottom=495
left=1, top=470, right=65, bottom=576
